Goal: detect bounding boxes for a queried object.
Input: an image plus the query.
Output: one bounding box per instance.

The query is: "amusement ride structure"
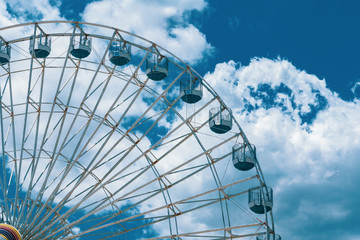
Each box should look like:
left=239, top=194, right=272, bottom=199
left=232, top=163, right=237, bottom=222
left=0, top=21, right=280, bottom=239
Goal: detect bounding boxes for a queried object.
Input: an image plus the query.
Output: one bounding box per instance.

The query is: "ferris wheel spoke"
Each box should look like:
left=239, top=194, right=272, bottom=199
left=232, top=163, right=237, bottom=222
left=57, top=63, right=80, bottom=93
left=3, top=63, right=18, bottom=224
left=32, top=86, right=176, bottom=237
left=44, top=131, right=243, bottom=238
left=148, top=225, right=264, bottom=240
left=0, top=113, right=11, bottom=223
left=52, top=175, right=257, bottom=240
left=26, top=31, right=127, bottom=231
left=22, top=83, right=207, bottom=238
left=86, top=95, right=218, bottom=198
left=70, top=93, right=184, bottom=202
left=36, top=44, right=157, bottom=218
left=24, top=65, right=46, bottom=197
left=171, top=99, right=233, bottom=201
left=43, top=53, right=150, bottom=212
left=20, top=26, right=80, bottom=230
left=33, top=60, right=191, bottom=234
left=15, top=24, right=44, bottom=227
left=0, top=87, right=9, bottom=187
left=165, top=97, right=233, bottom=234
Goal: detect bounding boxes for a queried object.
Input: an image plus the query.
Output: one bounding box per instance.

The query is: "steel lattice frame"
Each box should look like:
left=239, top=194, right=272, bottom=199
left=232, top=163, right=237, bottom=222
left=0, top=21, right=276, bottom=240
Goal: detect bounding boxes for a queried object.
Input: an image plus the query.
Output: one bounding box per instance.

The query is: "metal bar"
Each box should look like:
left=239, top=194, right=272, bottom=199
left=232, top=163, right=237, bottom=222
left=67, top=94, right=215, bottom=212
left=0, top=78, right=12, bottom=224
left=17, top=57, right=46, bottom=228
left=56, top=176, right=258, bottom=239
left=20, top=25, right=78, bottom=233
left=39, top=125, right=241, bottom=238
left=31, top=58, right=181, bottom=236
left=84, top=147, right=246, bottom=237
left=14, top=23, right=38, bottom=227
left=26, top=30, right=119, bottom=234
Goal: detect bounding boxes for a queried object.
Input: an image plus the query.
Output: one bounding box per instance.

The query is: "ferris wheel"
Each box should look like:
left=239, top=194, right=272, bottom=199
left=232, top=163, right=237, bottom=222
left=0, top=21, right=280, bottom=240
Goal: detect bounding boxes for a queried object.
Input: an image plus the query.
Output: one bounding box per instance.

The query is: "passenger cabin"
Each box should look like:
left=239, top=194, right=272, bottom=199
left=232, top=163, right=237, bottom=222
left=29, top=33, right=51, bottom=58
left=209, top=107, right=232, bottom=134
left=232, top=143, right=255, bottom=171
left=180, top=74, right=203, bottom=103
left=0, top=37, right=10, bottom=65
left=146, top=54, right=168, bottom=81
left=109, top=40, right=131, bottom=66
left=70, top=34, right=91, bottom=59
left=248, top=187, right=273, bottom=214
left=256, top=234, right=281, bottom=240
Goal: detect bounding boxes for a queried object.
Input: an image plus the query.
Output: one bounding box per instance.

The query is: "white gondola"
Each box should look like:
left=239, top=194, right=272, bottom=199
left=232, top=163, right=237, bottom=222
left=0, top=37, right=10, bottom=65
left=180, top=74, right=203, bottom=103
left=29, top=33, right=51, bottom=58
left=109, top=39, right=131, bottom=66
left=248, top=186, right=273, bottom=214
left=232, top=143, right=255, bottom=171
left=70, top=34, right=91, bottom=59
left=209, top=107, right=232, bottom=134
left=146, top=54, right=168, bottom=81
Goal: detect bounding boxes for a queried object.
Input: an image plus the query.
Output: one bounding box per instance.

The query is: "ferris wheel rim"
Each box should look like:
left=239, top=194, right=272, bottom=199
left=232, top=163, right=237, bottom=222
left=0, top=21, right=276, bottom=239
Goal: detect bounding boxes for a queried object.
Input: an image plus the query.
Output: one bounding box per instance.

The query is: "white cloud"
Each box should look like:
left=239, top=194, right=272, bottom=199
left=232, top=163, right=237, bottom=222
left=352, top=81, right=360, bottom=98
left=204, top=57, right=360, bottom=239
left=298, top=200, right=349, bottom=221
left=0, top=0, right=18, bottom=27
left=205, top=57, right=360, bottom=181
left=4, top=0, right=63, bottom=21
left=82, top=0, right=212, bottom=64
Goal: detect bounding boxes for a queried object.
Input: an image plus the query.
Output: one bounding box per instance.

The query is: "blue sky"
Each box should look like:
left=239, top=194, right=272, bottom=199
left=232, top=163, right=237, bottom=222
left=4, top=0, right=360, bottom=100
left=1, top=0, right=360, bottom=239
left=196, top=0, right=360, bottom=101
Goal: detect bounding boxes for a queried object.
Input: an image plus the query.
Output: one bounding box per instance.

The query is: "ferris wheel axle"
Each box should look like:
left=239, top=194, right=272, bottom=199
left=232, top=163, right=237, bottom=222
left=0, top=224, right=22, bottom=240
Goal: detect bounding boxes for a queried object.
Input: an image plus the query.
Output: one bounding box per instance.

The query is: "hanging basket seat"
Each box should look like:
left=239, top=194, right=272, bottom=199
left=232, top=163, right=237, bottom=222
left=248, top=186, right=273, bottom=214
left=70, top=35, right=91, bottom=59
left=209, top=107, right=232, bottom=134
left=29, top=35, right=51, bottom=58
left=109, top=40, right=131, bottom=66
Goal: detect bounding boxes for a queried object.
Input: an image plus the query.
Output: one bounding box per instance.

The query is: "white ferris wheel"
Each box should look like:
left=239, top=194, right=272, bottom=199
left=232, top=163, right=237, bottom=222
left=0, top=21, right=280, bottom=240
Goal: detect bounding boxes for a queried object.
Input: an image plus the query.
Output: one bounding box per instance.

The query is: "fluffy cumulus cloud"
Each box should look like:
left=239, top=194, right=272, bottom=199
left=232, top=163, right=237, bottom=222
left=0, top=1, right=17, bottom=27
left=352, top=81, right=360, bottom=98
left=82, top=0, right=213, bottom=63
left=204, top=58, right=360, bottom=240
left=3, top=0, right=63, bottom=22
left=1, top=0, right=212, bottom=64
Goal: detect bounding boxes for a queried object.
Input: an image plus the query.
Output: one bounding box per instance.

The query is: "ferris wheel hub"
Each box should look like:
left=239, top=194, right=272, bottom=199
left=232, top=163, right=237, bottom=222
left=0, top=224, right=22, bottom=240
